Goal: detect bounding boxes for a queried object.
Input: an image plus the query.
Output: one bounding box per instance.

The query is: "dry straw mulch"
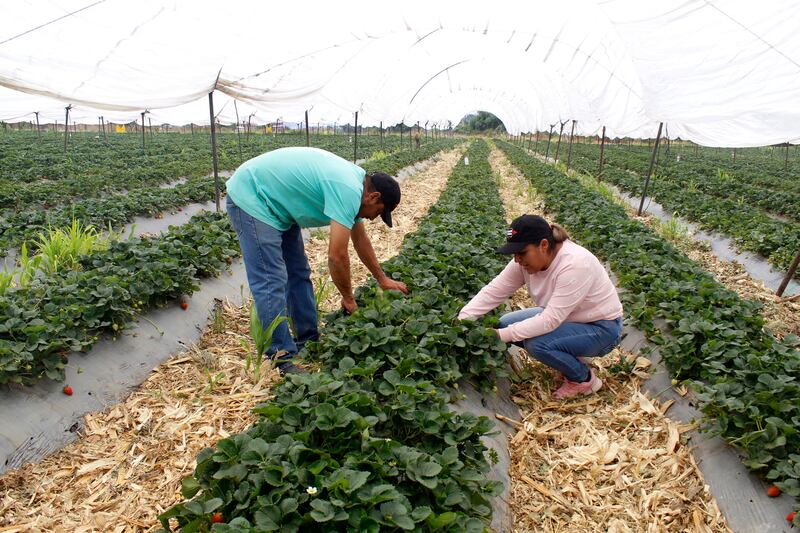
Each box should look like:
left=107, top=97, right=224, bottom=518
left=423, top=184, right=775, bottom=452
left=0, top=147, right=464, bottom=533
left=507, top=353, right=730, bottom=533
left=0, top=300, right=280, bottom=533
left=490, top=144, right=732, bottom=532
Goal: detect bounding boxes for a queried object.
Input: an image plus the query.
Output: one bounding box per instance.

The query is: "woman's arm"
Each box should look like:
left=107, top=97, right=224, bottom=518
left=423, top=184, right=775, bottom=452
left=458, top=259, right=526, bottom=319
left=496, top=262, right=592, bottom=342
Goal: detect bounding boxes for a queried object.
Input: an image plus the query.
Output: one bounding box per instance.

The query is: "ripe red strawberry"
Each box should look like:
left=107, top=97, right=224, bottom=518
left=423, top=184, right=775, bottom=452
left=211, top=512, right=223, bottom=523
left=180, top=302, right=188, bottom=310
left=767, top=485, right=781, bottom=497
left=787, top=511, right=796, bottom=523
left=63, top=385, right=73, bottom=396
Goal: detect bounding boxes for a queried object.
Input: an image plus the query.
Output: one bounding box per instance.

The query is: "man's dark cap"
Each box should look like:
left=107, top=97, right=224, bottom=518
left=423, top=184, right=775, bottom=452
left=496, top=214, right=552, bottom=254
left=368, top=172, right=401, bottom=227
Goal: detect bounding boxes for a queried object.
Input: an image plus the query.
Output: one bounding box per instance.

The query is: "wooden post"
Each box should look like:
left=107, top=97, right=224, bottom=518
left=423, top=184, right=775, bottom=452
left=233, top=100, right=243, bottom=163
left=305, top=110, right=310, bottom=147
left=776, top=249, right=800, bottom=297
left=785, top=143, right=790, bottom=170
left=148, top=118, right=153, bottom=137
left=353, top=111, right=359, bottom=163
left=554, top=121, right=566, bottom=162
left=208, top=92, right=221, bottom=212
left=140, top=111, right=146, bottom=150
left=191, top=123, right=194, bottom=135
left=638, top=122, right=664, bottom=216
left=545, top=124, right=555, bottom=161
left=566, top=120, right=577, bottom=170
left=598, top=126, right=606, bottom=180
left=64, top=105, right=71, bottom=152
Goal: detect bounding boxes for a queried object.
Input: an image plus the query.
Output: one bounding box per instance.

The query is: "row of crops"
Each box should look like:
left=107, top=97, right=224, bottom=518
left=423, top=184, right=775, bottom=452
left=0, top=136, right=457, bottom=256
left=0, top=131, right=447, bottom=255
left=0, top=138, right=459, bottom=385
left=555, top=141, right=800, bottom=277
left=158, top=140, right=510, bottom=532
left=497, top=141, right=800, bottom=507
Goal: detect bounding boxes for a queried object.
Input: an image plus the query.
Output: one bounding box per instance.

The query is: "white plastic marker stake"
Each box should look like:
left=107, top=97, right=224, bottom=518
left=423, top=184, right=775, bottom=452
left=464, top=156, right=470, bottom=166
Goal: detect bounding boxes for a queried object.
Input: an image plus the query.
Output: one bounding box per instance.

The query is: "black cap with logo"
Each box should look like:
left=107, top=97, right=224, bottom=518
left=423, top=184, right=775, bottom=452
left=496, top=214, right=553, bottom=254
left=367, top=172, right=401, bottom=227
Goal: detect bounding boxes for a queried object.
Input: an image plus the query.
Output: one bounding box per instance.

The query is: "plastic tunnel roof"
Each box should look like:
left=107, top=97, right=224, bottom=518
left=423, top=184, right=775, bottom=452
left=0, top=0, right=799, bottom=146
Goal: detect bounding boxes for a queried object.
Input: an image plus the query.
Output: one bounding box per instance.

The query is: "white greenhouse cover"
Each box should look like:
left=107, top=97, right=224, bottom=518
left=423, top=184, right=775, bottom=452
left=1, top=0, right=799, bottom=146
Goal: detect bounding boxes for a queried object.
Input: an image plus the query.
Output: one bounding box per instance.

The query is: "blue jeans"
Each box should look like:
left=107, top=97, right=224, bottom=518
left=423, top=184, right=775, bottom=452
left=226, top=196, right=319, bottom=358
left=499, top=307, right=622, bottom=382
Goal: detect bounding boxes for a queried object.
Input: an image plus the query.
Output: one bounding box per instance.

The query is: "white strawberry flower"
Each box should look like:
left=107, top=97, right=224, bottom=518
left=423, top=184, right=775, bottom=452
left=306, top=486, right=318, bottom=496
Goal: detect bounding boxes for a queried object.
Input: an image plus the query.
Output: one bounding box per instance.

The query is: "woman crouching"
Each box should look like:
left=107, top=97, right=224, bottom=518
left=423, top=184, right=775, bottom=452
left=459, top=214, right=623, bottom=399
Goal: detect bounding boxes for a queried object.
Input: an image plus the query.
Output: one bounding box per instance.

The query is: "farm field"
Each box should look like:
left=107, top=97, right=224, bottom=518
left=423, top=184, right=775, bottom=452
left=0, top=139, right=738, bottom=532
left=553, top=140, right=800, bottom=278
left=0, top=130, right=459, bottom=386
left=3, top=4, right=800, bottom=531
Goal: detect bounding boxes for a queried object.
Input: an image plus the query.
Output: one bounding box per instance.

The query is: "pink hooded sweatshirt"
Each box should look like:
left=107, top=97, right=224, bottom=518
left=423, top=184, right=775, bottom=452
left=458, top=240, right=622, bottom=343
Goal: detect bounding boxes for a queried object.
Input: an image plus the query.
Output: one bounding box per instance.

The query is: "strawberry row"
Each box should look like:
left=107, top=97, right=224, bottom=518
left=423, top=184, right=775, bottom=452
left=158, top=140, right=511, bottom=532
left=499, top=140, right=800, bottom=506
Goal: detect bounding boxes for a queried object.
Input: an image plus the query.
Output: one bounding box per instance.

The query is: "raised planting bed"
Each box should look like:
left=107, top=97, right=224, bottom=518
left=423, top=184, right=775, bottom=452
left=498, top=140, right=800, bottom=519
left=159, top=140, right=517, bottom=532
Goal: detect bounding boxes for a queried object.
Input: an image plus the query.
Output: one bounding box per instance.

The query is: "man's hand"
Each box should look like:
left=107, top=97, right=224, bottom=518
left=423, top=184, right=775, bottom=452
left=378, top=277, right=409, bottom=294
left=341, top=296, right=358, bottom=314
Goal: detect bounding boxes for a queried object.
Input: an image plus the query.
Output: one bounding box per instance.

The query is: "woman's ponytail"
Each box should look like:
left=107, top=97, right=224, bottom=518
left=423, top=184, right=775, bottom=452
left=550, top=223, right=570, bottom=243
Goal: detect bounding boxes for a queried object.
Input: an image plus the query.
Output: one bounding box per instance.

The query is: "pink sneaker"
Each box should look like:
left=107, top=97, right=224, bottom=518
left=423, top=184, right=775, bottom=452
left=553, top=368, right=603, bottom=399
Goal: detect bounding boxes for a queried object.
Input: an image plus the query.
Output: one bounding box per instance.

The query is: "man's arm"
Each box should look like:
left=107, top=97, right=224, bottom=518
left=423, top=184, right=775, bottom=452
left=328, top=221, right=357, bottom=313
left=351, top=221, right=408, bottom=294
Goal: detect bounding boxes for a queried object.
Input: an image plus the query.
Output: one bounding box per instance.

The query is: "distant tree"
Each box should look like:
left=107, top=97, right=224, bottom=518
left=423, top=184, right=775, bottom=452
left=455, top=111, right=506, bottom=133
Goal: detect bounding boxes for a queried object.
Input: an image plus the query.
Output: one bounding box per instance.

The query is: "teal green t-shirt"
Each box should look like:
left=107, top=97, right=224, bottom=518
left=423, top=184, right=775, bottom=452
left=226, top=147, right=365, bottom=231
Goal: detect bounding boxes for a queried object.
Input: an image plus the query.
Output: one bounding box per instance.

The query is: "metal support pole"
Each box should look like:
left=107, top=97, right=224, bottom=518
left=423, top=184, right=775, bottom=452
left=425, top=121, right=429, bottom=143
left=208, top=92, right=221, bottom=212
left=566, top=120, right=577, bottom=170
left=638, top=122, right=664, bottom=216
left=305, top=110, right=310, bottom=147
left=598, top=126, right=606, bottom=180
left=140, top=111, right=146, bottom=150
left=776, top=249, right=800, bottom=297
left=380, top=121, right=384, bottom=150
left=148, top=118, right=153, bottom=137
left=64, top=105, right=71, bottom=152
left=353, top=111, right=359, bottom=163
left=191, top=123, right=194, bottom=135
left=733, top=148, right=736, bottom=162
left=545, top=124, right=555, bottom=161
left=400, top=122, right=403, bottom=148
left=34, top=112, right=40, bottom=139
left=554, top=121, right=566, bottom=162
